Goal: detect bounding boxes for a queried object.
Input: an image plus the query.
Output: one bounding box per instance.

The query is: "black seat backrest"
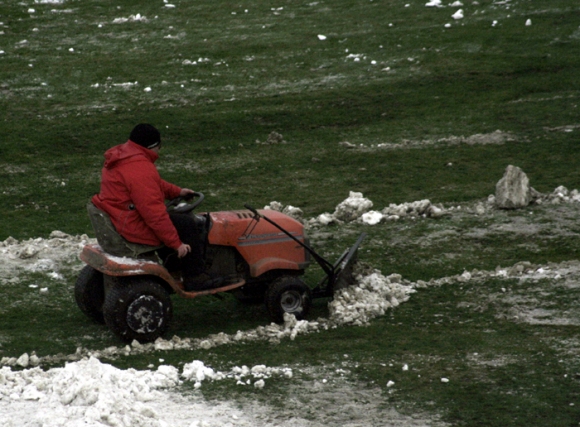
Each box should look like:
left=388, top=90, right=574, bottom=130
left=86, top=201, right=162, bottom=259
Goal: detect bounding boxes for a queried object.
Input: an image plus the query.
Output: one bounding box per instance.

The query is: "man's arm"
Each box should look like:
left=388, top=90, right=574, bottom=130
left=129, top=166, right=182, bottom=249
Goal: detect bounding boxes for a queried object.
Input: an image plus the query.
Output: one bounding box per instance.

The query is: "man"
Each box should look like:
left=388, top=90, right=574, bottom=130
left=91, top=123, right=213, bottom=291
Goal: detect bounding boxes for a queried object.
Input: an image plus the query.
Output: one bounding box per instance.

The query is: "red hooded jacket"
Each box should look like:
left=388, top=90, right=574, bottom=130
left=92, top=141, right=182, bottom=249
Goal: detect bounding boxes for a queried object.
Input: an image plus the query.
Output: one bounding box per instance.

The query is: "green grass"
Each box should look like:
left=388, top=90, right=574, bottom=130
left=1, top=0, right=580, bottom=425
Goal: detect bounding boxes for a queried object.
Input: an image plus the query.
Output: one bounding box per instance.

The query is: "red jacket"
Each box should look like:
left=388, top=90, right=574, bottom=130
left=92, top=141, right=182, bottom=249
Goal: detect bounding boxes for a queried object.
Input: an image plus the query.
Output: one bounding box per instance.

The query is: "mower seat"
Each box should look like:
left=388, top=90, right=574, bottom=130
left=87, top=201, right=163, bottom=260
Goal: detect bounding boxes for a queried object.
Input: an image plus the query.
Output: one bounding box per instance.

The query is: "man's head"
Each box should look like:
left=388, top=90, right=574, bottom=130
left=129, top=124, right=161, bottom=150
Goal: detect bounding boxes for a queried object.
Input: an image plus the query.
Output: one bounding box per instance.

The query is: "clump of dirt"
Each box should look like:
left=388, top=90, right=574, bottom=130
left=256, top=131, right=287, bottom=145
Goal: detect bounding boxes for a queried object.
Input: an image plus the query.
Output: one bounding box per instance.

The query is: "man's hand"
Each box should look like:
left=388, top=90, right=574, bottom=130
left=177, top=243, right=191, bottom=258
left=180, top=188, right=195, bottom=197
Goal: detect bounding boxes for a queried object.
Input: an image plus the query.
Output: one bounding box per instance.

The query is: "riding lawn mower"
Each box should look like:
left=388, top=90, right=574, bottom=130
left=75, top=192, right=365, bottom=343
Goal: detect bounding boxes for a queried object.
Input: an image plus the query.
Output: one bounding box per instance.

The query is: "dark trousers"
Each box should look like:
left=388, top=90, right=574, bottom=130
left=159, top=213, right=205, bottom=279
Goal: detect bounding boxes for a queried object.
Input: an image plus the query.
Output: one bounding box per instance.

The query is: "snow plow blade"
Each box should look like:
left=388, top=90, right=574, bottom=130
left=332, top=233, right=366, bottom=293
left=310, top=232, right=366, bottom=299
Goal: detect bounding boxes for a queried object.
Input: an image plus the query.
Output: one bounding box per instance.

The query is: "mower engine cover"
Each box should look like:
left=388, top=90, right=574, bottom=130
left=207, top=210, right=310, bottom=277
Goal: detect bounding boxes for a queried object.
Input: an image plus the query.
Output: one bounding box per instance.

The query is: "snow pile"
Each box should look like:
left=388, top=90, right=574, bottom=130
left=182, top=57, right=211, bottom=65
left=0, top=357, right=299, bottom=426
left=0, top=356, right=180, bottom=426
left=380, top=199, right=446, bottom=221
left=112, top=14, right=148, bottom=23
left=333, top=191, right=374, bottom=222
left=329, top=271, right=414, bottom=326
left=310, top=191, right=373, bottom=225
left=360, top=210, right=383, bottom=225
left=537, top=185, right=580, bottom=205
left=425, top=0, right=443, bottom=7
left=181, top=360, right=292, bottom=389
left=452, top=9, right=464, bottom=20
left=91, top=80, right=141, bottom=90
left=263, top=201, right=304, bottom=221
left=306, top=192, right=447, bottom=226
left=0, top=231, right=94, bottom=281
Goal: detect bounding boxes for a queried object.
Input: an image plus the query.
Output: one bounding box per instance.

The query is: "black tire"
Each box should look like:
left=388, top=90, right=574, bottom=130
left=265, top=276, right=311, bottom=323
left=74, top=265, right=105, bottom=324
left=102, top=277, right=173, bottom=343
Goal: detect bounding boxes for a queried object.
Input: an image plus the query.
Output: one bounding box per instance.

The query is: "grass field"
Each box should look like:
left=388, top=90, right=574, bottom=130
left=1, top=0, right=580, bottom=425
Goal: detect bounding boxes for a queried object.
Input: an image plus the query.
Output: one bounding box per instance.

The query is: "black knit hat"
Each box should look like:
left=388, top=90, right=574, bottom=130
left=129, top=124, right=161, bottom=149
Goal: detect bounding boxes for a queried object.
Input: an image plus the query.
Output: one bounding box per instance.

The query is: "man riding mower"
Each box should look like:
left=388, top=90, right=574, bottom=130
left=75, top=124, right=364, bottom=343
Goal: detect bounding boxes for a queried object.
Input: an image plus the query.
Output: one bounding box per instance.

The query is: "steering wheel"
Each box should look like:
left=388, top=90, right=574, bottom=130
left=166, top=191, right=205, bottom=214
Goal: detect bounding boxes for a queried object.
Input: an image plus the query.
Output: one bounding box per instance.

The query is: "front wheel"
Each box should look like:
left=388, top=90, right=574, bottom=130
left=103, top=277, right=173, bottom=343
left=265, top=276, right=311, bottom=323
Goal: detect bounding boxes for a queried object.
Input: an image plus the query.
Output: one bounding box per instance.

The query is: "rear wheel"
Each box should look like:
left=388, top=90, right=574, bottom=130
left=103, top=277, right=173, bottom=343
left=74, top=265, right=105, bottom=324
left=265, top=276, right=311, bottom=323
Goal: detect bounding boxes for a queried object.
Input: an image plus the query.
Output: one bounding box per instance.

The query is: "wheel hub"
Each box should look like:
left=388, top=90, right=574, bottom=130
left=280, top=290, right=303, bottom=313
left=126, top=295, right=164, bottom=333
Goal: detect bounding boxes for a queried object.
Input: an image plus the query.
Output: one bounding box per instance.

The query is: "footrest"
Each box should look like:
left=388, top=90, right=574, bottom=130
left=181, top=278, right=246, bottom=298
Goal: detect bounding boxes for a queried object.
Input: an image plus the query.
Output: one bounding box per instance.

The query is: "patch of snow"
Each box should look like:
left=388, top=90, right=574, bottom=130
left=452, top=9, right=464, bottom=19
left=361, top=210, right=384, bottom=225
left=112, top=14, right=148, bottom=24
left=0, top=231, right=93, bottom=282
